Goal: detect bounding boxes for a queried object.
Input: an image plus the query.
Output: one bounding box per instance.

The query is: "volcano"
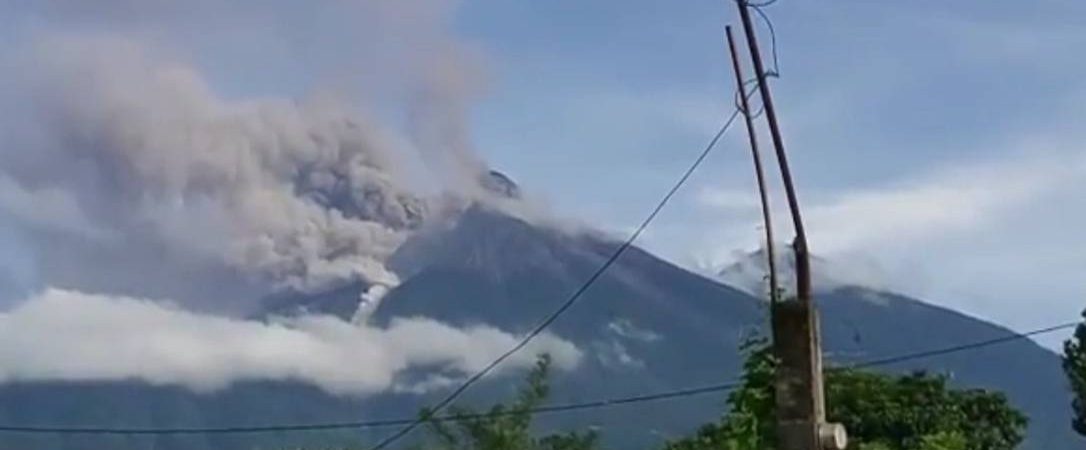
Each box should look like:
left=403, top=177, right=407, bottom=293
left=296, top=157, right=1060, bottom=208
left=0, top=202, right=1075, bottom=449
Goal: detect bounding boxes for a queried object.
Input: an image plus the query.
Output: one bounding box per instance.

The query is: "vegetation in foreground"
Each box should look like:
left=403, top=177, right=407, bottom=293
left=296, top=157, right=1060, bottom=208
left=665, top=338, right=1025, bottom=450
left=391, top=335, right=1027, bottom=450
left=1063, top=308, right=1086, bottom=439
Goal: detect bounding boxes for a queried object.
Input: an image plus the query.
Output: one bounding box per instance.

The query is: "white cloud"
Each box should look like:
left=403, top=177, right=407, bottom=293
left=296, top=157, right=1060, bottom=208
left=0, top=288, right=581, bottom=396
left=592, top=339, right=644, bottom=370
left=695, top=137, right=1086, bottom=347
left=714, top=243, right=892, bottom=300
left=803, top=149, right=1084, bottom=255
left=701, top=144, right=1086, bottom=262
left=606, top=319, right=661, bottom=343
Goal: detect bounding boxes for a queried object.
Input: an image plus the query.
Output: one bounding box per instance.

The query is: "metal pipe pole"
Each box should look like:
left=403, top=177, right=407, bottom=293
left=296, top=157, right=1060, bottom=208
left=735, top=0, right=811, bottom=304
left=725, top=26, right=779, bottom=304
left=734, top=2, right=847, bottom=449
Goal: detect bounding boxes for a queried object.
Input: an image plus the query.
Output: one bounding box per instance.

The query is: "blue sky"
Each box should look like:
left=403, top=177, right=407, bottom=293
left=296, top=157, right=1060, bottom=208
left=455, top=0, right=1086, bottom=346
left=2, top=0, right=1085, bottom=347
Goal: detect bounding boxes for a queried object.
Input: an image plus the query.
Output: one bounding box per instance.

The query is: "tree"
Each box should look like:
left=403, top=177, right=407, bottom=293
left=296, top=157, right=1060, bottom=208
left=417, top=354, right=601, bottom=450
left=1064, top=308, right=1086, bottom=437
left=857, top=433, right=965, bottom=450
left=664, top=337, right=1027, bottom=450
left=915, top=432, right=968, bottom=450
left=825, top=370, right=1024, bottom=449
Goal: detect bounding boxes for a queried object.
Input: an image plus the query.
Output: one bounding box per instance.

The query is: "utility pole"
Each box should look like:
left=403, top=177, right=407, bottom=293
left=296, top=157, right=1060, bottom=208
left=725, top=26, right=778, bottom=304
left=733, top=2, right=847, bottom=449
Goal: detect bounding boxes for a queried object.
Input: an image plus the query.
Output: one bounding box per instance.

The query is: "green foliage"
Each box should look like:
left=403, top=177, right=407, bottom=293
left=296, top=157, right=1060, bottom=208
left=417, top=354, right=601, bottom=450
left=916, top=432, right=967, bottom=450
left=1063, top=308, right=1086, bottom=437
left=826, top=370, right=1025, bottom=450
left=852, top=432, right=966, bottom=450
left=664, top=337, right=1027, bottom=450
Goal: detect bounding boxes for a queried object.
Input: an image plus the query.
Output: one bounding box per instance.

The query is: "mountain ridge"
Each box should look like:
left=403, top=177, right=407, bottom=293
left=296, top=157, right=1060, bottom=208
left=0, top=205, right=1075, bottom=449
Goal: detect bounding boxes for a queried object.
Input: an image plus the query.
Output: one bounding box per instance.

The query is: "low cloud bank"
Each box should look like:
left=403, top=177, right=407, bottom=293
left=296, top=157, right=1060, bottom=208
left=0, top=288, right=581, bottom=396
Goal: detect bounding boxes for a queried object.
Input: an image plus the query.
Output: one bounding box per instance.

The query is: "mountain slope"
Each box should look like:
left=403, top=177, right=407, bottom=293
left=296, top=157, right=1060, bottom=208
left=363, top=208, right=1076, bottom=448
left=0, top=205, right=1077, bottom=449
left=271, top=204, right=766, bottom=448
left=818, top=287, right=1073, bottom=448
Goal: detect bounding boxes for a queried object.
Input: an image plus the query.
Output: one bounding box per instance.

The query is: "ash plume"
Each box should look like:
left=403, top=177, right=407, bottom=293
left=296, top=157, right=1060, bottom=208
left=0, top=0, right=581, bottom=395
left=0, top=0, right=499, bottom=306
left=0, top=38, right=430, bottom=301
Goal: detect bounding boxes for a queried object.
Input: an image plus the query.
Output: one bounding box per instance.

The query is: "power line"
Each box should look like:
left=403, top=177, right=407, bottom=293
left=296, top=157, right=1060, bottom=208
left=364, top=24, right=782, bottom=443
left=1, top=19, right=771, bottom=441
left=0, top=382, right=741, bottom=435
left=0, top=0, right=1065, bottom=442
left=734, top=77, right=770, bottom=119
left=364, top=94, right=751, bottom=450
left=729, top=2, right=784, bottom=124
left=0, top=320, right=1073, bottom=436
left=0, top=86, right=756, bottom=441
left=20, top=4, right=782, bottom=447
left=744, top=0, right=778, bottom=7
left=734, top=0, right=780, bottom=77
left=751, top=4, right=780, bottom=77
left=852, top=321, right=1079, bottom=370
